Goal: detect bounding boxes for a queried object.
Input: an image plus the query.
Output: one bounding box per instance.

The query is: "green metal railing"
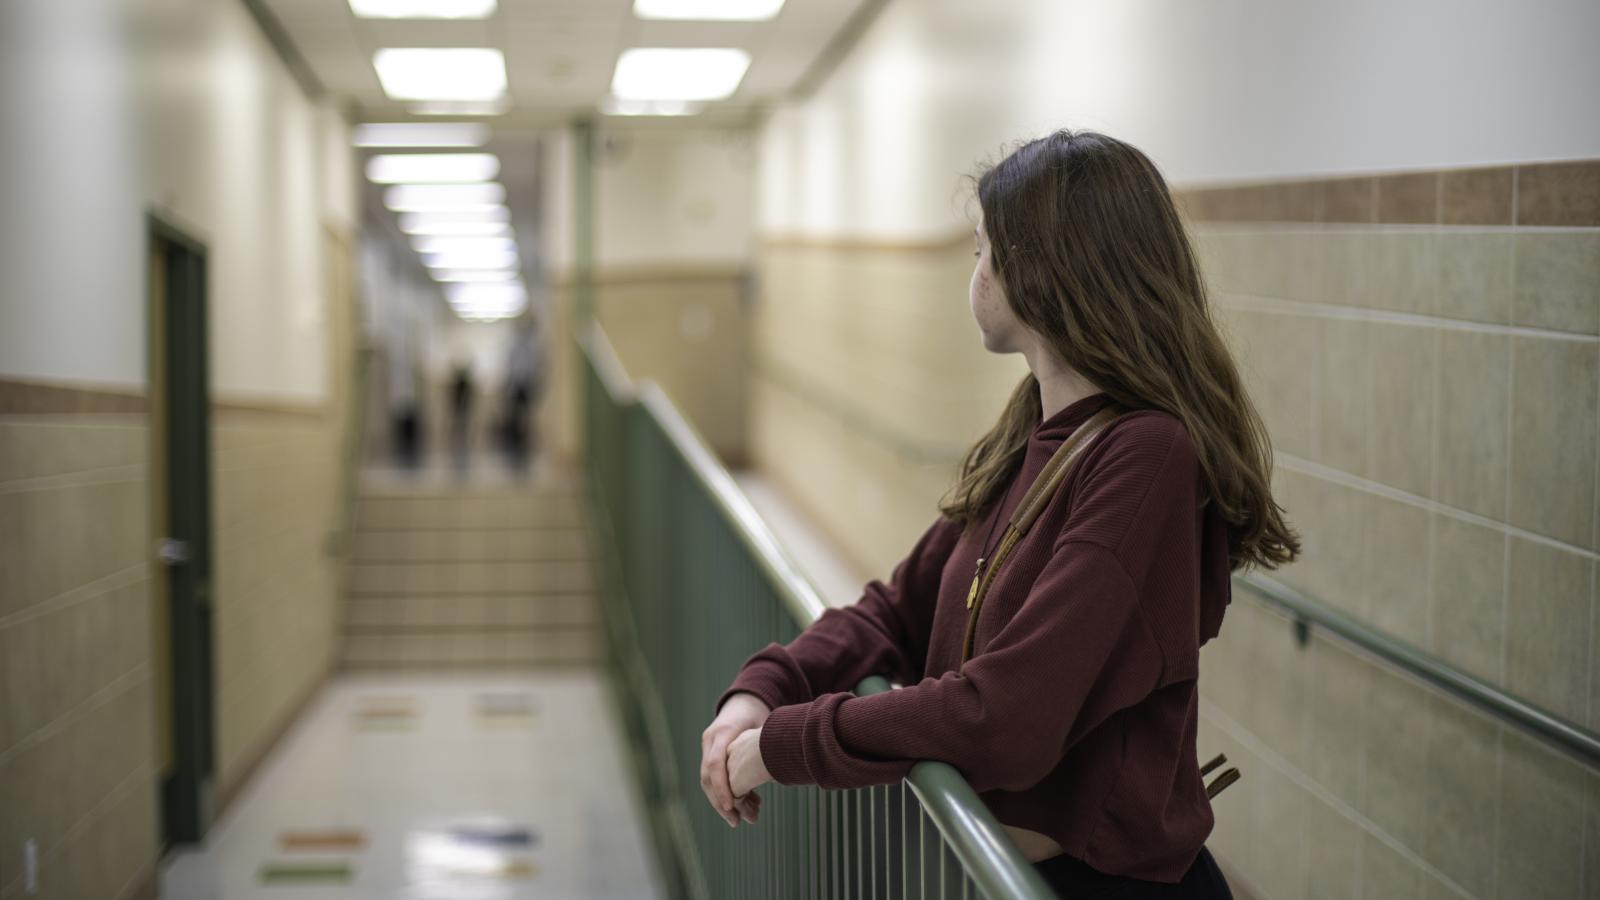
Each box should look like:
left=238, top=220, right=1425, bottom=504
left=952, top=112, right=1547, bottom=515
left=580, top=325, right=1056, bottom=899
left=1235, top=573, right=1600, bottom=770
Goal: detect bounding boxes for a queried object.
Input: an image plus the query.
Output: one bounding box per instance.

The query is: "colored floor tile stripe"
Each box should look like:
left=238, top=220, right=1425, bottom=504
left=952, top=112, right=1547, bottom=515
left=450, top=826, right=537, bottom=847
left=279, top=829, right=366, bottom=852
left=258, top=860, right=354, bottom=884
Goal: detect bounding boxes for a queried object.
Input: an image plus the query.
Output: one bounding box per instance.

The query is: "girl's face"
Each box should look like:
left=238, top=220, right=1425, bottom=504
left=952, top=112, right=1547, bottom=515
left=969, top=212, right=1026, bottom=354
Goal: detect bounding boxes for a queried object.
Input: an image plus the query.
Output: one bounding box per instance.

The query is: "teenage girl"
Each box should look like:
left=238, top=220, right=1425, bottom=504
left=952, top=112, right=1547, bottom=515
left=701, top=129, right=1300, bottom=897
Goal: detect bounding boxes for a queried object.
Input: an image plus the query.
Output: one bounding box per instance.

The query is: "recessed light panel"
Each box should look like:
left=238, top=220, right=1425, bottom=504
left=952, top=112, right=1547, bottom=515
left=354, top=123, right=489, bottom=148
left=611, top=48, right=750, bottom=101
left=384, top=183, right=506, bottom=212
left=365, top=153, right=500, bottom=184
left=374, top=49, right=507, bottom=101
left=633, top=0, right=783, bottom=20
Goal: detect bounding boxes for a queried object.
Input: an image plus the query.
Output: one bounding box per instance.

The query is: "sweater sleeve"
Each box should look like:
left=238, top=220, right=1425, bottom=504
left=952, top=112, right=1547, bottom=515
left=714, top=514, right=962, bottom=716
left=757, top=423, right=1188, bottom=793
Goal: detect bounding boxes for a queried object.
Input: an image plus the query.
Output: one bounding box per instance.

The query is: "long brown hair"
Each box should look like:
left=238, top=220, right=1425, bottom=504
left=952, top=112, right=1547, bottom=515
left=938, top=130, right=1299, bottom=574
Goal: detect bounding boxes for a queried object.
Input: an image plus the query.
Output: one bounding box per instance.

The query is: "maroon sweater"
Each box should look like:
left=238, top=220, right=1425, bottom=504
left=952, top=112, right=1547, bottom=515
left=716, top=392, right=1235, bottom=883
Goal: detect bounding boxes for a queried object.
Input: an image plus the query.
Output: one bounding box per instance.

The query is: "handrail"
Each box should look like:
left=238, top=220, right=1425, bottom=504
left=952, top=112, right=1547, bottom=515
left=581, top=323, right=1054, bottom=898
left=1236, top=572, right=1600, bottom=770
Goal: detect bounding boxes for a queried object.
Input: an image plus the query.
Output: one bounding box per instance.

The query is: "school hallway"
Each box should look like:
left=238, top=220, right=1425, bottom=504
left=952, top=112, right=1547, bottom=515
left=5, top=0, right=1600, bottom=898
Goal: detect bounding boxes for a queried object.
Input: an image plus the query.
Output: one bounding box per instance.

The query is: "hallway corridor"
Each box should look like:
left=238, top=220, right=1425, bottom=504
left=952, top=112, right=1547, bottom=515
left=160, top=673, right=664, bottom=899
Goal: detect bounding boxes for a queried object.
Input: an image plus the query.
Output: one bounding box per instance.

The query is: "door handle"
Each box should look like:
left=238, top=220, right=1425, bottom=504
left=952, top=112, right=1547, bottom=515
left=157, top=538, right=191, bottom=566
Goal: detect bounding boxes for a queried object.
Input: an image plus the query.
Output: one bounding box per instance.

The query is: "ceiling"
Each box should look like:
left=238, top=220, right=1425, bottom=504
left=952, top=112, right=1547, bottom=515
left=257, top=0, right=878, bottom=126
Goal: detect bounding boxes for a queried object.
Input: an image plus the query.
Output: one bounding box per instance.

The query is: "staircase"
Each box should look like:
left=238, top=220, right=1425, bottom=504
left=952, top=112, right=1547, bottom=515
left=340, top=468, right=603, bottom=668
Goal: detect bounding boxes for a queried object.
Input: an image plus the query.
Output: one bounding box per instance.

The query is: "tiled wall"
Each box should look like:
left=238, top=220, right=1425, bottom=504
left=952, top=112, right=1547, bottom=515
left=555, top=267, right=752, bottom=465
left=747, top=160, right=1600, bottom=898
left=0, top=416, right=158, bottom=899
left=211, top=412, right=342, bottom=792
left=0, top=402, right=344, bottom=899
left=1181, top=159, right=1600, bottom=899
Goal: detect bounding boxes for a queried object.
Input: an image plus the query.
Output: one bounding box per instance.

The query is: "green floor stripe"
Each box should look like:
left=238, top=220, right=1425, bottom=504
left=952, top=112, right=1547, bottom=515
left=258, top=860, right=354, bottom=884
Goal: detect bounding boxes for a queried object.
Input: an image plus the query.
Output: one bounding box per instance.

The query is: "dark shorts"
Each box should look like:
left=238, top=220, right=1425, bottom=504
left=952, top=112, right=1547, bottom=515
left=1032, top=845, right=1233, bottom=900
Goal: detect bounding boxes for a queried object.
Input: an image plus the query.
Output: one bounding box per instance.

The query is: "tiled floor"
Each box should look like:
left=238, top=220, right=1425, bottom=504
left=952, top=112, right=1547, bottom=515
left=161, top=673, right=665, bottom=900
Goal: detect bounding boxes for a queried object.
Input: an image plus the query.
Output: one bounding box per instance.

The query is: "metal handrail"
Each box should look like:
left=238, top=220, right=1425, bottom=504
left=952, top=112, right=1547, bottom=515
left=1236, top=572, right=1600, bottom=769
left=582, top=323, right=1055, bottom=898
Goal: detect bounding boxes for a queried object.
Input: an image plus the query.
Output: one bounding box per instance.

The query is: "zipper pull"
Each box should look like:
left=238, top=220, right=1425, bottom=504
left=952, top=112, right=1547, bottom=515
left=965, top=558, right=986, bottom=608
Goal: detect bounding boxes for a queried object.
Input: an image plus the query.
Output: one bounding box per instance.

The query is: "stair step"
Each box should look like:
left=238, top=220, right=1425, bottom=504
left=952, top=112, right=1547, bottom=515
left=343, top=594, right=598, bottom=629
left=345, top=560, right=592, bottom=596
left=351, top=528, right=588, bottom=563
left=341, top=627, right=603, bottom=669
left=356, top=494, right=583, bottom=531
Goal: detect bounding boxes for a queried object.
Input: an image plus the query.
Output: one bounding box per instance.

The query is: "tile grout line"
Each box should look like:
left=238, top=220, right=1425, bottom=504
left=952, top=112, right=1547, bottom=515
left=0, top=664, right=150, bottom=767
left=1200, top=698, right=1476, bottom=899
left=0, top=562, right=151, bottom=630
left=1217, top=291, right=1600, bottom=344
left=1275, top=452, right=1600, bottom=562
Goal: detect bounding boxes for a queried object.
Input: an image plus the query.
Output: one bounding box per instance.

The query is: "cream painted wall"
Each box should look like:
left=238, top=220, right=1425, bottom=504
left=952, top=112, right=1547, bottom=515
left=759, top=0, right=1600, bottom=240
left=0, top=0, right=356, bottom=403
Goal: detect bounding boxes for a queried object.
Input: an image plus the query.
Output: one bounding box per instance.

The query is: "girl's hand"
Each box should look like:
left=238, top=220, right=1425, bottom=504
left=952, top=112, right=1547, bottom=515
left=727, top=727, right=772, bottom=801
left=701, top=693, right=770, bottom=827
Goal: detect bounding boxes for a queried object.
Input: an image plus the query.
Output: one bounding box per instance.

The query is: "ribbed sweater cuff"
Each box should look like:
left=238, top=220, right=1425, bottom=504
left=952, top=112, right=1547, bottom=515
left=758, top=703, right=813, bottom=786
left=715, top=657, right=797, bottom=716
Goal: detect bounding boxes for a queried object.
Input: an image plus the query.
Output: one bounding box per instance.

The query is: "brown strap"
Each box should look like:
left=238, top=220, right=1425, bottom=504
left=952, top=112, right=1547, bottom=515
left=959, top=404, right=1128, bottom=663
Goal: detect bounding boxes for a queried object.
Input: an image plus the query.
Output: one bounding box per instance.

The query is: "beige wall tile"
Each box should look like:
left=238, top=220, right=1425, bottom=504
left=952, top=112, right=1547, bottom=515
left=1363, top=495, right=1431, bottom=648
left=1496, top=730, right=1586, bottom=898
left=1303, top=796, right=1361, bottom=900
left=1436, top=330, right=1511, bottom=520
left=1428, top=513, right=1506, bottom=682
left=1505, top=537, right=1593, bottom=722
left=1421, top=694, right=1499, bottom=898
left=1369, top=232, right=1437, bottom=316
left=1585, top=772, right=1600, bottom=900
left=1199, top=588, right=1261, bottom=725
left=1316, top=318, right=1370, bottom=476
left=1252, top=764, right=1308, bottom=900
left=1249, top=607, right=1312, bottom=772
left=1368, top=324, right=1435, bottom=498
left=1436, top=231, right=1513, bottom=324
left=1509, top=337, right=1598, bottom=549
left=1249, top=310, right=1319, bottom=460
left=1512, top=232, right=1600, bottom=335
left=1361, top=833, right=1425, bottom=900
left=1305, top=639, right=1368, bottom=807
left=1362, top=666, right=1430, bottom=852
left=1321, top=231, right=1377, bottom=308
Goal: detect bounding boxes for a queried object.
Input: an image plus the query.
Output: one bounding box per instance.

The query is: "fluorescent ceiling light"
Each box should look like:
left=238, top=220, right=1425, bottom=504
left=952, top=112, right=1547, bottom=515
left=601, top=97, right=705, bottom=116
left=423, top=249, right=520, bottom=270
left=611, top=48, right=750, bottom=101
left=430, top=269, right=518, bottom=282
left=448, top=283, right=527, bottom=317
left=384, top=183, right=505, bottom=212
left=399, top=219, right=510, bottom=237
left=365, top=153, right=499, bottom=183
left=408, top=99, right=512, bottom=116
left=411, top=235, right=516, bottom=255
left=353, top=123, right=489, bottom=147
left=350, top=0, right=496, bottom=18
left=633, top=0, right=784, bottom=20
left=373, top=48, right=507, bottom=101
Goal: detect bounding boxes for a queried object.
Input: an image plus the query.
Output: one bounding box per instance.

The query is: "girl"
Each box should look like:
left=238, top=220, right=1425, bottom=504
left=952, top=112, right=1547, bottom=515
left=701, top=129, right=1299, bottom=897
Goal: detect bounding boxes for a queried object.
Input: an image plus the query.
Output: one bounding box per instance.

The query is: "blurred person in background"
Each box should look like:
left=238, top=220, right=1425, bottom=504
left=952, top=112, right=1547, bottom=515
left=501, top=315, right=544, bottom=473
left=702, top=130, right=1302, bottom=898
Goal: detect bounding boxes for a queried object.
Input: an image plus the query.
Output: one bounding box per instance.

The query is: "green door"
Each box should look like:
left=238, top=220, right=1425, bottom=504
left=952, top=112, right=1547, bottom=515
left=149, top=217, right=216, bottom=847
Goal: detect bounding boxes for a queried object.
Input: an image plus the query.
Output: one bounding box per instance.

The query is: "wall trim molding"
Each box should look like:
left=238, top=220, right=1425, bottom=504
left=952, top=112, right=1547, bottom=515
left=550, top=262, right=748, bottom=288
left=0, top=377, right=328, bottom=419
left=0, top=377, right=148, bottom=414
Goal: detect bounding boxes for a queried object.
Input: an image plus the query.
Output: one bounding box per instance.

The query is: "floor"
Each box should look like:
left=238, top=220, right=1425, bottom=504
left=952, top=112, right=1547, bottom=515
left=160, top=673, right=666, bottom=900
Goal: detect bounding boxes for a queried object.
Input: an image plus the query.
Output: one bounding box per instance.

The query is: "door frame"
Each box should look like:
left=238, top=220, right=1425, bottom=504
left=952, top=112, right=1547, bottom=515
left=147, top=213, right=216, bottom=847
